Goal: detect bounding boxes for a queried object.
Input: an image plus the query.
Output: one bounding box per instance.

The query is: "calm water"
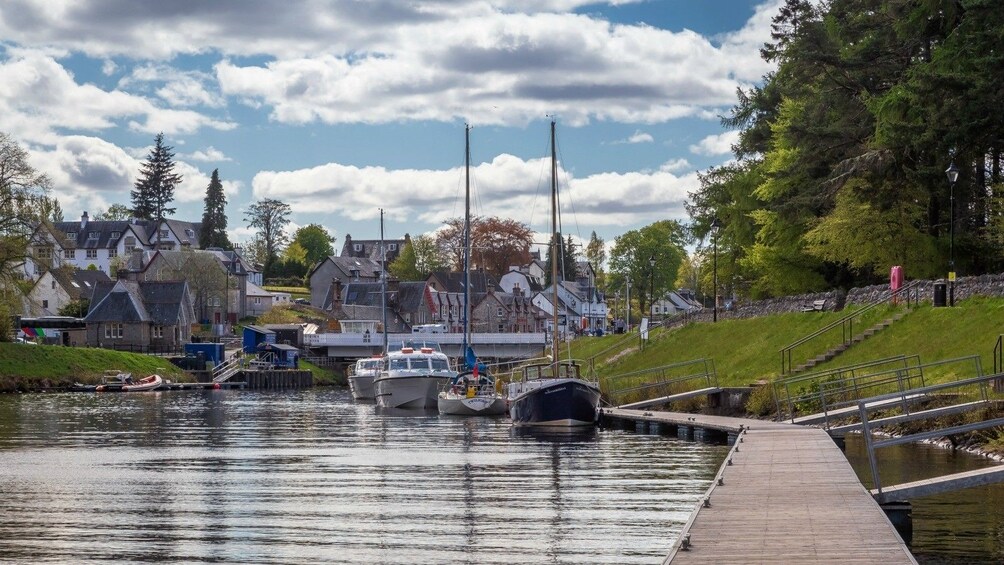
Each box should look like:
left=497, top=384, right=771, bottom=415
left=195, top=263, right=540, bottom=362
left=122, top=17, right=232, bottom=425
left=843, top=435, right=1004, bottom=564
left=0, top=388, right=728, bottom=564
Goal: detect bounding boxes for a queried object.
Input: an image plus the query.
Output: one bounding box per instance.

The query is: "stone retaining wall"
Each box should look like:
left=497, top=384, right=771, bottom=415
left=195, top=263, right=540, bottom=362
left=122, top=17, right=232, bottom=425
left=678, top=272, right=1004, bottom=323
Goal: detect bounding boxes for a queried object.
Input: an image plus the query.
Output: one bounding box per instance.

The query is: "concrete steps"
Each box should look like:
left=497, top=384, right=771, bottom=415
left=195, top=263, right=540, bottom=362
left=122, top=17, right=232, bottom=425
left=791, top=312, right=910, bottom=374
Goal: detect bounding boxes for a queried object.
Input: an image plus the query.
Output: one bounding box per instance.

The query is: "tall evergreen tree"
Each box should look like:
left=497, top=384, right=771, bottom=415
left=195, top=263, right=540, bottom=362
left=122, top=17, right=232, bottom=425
left=543, top=232, right=578, bottom=286
left=199, top=169, right=231, bottom=249
left=131, top=132, right=182, bottom=223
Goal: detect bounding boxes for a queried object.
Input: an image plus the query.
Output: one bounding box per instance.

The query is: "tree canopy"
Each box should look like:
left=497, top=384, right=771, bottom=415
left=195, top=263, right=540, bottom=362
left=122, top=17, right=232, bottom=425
left=244, top=198, right=291, bottom=279
left=689, top=0, right=1004, bottom=297
left=199, top=169, right=231, bottom=249
left=436, top=215, right=533, bottom=277
left=608, top=220, right=687, bottom=317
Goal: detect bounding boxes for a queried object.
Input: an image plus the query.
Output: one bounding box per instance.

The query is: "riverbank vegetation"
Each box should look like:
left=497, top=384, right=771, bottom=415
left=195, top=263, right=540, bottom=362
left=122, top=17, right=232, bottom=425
left=0, top=343, right=190, bottom=392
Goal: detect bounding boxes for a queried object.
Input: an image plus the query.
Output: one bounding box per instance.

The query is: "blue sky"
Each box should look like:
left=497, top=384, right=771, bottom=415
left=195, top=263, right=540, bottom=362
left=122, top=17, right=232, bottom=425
left=0, top=0, right=780, bottom=251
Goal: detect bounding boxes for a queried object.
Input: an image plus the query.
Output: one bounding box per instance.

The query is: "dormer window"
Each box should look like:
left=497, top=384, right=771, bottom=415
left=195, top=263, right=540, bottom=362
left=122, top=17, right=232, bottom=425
left=353, top=243, right=363, bottom=252
left=67, top=232, right=77, bottom=240
left=110, top=231, right=120, bottom=239
left=88, top=231, right=99, bottom=239
left=388, top=243, right=397, bottom=251
left=159, top=229, right=169, bottom=238
left=186, top=229, right=195, bottom=237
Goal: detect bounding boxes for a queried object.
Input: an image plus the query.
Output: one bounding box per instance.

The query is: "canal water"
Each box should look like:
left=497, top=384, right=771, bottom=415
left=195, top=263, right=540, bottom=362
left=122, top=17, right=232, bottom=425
left=842, top=435, right=1004, bottom=564
left=0, top=388, right=728, bottom=564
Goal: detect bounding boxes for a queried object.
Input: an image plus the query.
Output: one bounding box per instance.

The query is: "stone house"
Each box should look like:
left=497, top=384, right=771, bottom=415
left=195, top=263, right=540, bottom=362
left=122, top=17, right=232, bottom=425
left=84, top=278, right=195, bottom=351
left=308, top=256, right=382, bottom=307
left=340, top=233, right=411, bottom=269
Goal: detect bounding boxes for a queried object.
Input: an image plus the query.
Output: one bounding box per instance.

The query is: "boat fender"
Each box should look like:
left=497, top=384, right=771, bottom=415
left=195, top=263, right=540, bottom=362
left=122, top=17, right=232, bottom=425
left=213, top=383, right=221, bottom=390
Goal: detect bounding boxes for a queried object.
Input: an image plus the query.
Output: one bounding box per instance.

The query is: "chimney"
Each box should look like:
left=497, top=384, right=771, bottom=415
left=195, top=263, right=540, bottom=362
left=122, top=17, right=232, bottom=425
left=131, top=248, right=144, bottom=271
left=81, top=211, right=88, bottom=229
left=387, top=277, right=400, bottom=294
left=331, top=278, right=343, bottom=308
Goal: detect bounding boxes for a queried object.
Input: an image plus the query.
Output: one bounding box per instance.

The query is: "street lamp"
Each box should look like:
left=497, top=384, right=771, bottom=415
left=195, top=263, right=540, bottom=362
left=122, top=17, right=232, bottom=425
left=711, top=217, right=722, bottom=322
left=946, top=161, right=959, bottom=306
left=649, top=254, right=656, bottom=319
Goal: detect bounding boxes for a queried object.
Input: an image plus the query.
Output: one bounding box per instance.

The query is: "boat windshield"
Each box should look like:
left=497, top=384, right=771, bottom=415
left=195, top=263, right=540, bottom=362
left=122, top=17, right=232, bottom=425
left=389, top=358, right=410, bottom=371
left=358, top=359, right=380, bottom=370
left=430, top=358, right=450, bottom=371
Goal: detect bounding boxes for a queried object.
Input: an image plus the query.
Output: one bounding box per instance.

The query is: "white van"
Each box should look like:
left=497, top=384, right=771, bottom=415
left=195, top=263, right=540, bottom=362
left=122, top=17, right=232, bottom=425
left=412, top=323, right=448, bottom=334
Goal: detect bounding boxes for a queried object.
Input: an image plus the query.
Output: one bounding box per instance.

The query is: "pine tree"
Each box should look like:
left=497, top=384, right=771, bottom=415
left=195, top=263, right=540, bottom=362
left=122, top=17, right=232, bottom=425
left=131, top=132, right=182, bottom=223
left=199, top=169, right=231, bottom=249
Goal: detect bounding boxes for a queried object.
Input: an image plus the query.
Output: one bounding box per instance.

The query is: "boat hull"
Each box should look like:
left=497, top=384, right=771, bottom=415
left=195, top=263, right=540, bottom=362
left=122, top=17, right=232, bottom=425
left=438, top=393, right=507, bottom=416
left=348, top=374, right=375, bottom=401
left=509, top=378, right=601, bottom=427
left=375, top=375, right=451, bottom=409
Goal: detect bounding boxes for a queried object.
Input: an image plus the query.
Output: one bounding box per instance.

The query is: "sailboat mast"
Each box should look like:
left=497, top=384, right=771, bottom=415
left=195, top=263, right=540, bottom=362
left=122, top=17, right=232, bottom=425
left=464, top=124, right=472, bottom=351
left=380, top=208, right=388, bottom=354
left=550, top=120, right=560, bottom=374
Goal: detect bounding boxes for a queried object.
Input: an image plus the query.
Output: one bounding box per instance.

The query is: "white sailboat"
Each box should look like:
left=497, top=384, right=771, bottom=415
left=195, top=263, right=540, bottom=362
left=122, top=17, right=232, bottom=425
left=506, top=121, right=602, bottom=427
left=438, top=124, right=506, bottom=416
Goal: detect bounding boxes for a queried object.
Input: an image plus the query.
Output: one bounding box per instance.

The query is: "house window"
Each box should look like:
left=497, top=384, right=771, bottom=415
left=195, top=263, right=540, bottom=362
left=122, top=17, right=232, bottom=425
left=388, top=243, right=397, bottom=251
left=86, top=249, right=97, bottom=259
left=125, top=236, right=135, bottom=251
left=51, top=280, right=56, bottom=289
left=353, top=243, right=363, bottom=252
left=498, top=323, right=504, bottom=332
left=67, top=232, right=77, bottom=240
left=185, top=229, right=195, bottom=238
left=254, top=297, right=261, bottom=305
left=64, top=249, right=75, bottom=259
left=159, top=229, right=169, bottom=238
left=35, top=247, right=52, bottom=260
left=159, top=243, right=172, bottom=250
left=110, top=231, right=120, bottom=239
left=153, top=326, right=164, bottom=338
left=497, top=307, right=503, bottom=317
left=109, top=249, right=117, bottom=258
left=88, top=231, right=99, bottom=239
left=42, top=300, right=48, bottom=309
left=104, top=323, right=123, bottom=339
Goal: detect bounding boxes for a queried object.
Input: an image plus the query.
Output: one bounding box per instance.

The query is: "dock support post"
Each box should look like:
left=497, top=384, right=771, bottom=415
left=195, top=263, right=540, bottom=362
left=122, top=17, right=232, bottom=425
left=677, top=425, right=694, bottom=441
left=880, top=501, right=912, bottom=546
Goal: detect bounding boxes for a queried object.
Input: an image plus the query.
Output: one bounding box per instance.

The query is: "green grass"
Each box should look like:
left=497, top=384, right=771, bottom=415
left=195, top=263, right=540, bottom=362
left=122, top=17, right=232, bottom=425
left=0, top=343, right=191, bottom=390
left=265, top=285, right=310, bottom=300
left=568, top=298, right=1004, bottom=390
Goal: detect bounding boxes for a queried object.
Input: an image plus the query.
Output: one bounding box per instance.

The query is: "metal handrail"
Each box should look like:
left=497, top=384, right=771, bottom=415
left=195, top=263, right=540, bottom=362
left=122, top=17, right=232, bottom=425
left=779, top=279, right=923, bottom=374
left=995, top=334, right=1003, bottom=374
left=858, top=371, right=1004, bottom=494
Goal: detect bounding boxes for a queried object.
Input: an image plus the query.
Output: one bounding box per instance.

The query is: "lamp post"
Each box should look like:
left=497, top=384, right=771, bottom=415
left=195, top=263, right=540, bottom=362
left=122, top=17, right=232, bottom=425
left=625, top=275, right=631, bottom=332
left=945, top=162, right=959, bottom=307
left=711, top=217, right=722, bottom=322
left=648, top=255, right=656, bottom=320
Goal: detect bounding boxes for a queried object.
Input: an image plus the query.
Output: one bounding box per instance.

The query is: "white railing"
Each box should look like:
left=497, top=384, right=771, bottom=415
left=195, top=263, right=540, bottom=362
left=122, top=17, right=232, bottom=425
left=304, top=332, right=546, bottom=347
left=212, top=351, right=244, bottom=383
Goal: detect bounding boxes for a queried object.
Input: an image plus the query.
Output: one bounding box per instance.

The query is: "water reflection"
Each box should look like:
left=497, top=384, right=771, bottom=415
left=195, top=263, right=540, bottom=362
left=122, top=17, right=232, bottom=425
left=0, top=388, right=726, bottom=564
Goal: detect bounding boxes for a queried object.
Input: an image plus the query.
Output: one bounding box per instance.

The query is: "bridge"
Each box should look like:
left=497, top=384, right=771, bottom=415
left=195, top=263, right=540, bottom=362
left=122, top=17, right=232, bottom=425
left=303, top=331, right=547, bottom=361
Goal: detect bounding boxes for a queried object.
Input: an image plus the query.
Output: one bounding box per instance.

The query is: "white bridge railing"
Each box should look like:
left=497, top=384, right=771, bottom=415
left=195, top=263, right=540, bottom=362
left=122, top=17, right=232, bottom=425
left=304, top=332, right=546, bottom=348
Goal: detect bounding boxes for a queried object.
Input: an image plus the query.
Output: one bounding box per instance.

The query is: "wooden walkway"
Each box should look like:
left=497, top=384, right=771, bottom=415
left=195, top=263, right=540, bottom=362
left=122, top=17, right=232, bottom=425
left=602, top=409, right=916, bottom=565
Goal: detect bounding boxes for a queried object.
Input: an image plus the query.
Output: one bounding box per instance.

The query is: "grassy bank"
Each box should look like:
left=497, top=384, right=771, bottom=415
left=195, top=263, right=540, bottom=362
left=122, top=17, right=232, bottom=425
left=0, top=343, right=191, bottom=392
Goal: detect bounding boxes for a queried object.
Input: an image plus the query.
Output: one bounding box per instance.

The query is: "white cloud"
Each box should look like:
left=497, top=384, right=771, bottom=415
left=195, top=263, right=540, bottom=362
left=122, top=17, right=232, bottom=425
left=186, top=146, right=231, bottom=162
left=690, top=130, right=740, bottom=156
left=660, top=158, right=691, bottom=173
left=613, top=130, right=654, bottom=144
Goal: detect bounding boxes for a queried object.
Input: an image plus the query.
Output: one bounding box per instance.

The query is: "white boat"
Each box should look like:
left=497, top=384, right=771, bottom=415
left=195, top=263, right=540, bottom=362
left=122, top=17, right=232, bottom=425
left=437, top=124, right=507, bottom=417
left=348, top=356, right=380, bottom=401
left=95, top=372, right=164, bottom=392
left=507, top=121, right=602, bottom=427
left=375, top=344, right=457, bottom=409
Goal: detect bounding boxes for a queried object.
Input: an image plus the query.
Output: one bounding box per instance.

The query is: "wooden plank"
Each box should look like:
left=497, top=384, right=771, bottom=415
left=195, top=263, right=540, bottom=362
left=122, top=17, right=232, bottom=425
left=617, top=387, right=722, bottom=410
left=607, top=409, right=915, bottom=564
left=873, top=466, right=1004, bottom=504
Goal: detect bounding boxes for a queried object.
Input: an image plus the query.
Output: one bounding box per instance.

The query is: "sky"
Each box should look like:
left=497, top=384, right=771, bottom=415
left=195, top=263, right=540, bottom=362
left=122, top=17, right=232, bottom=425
left=0, top=0, right=781, bottom=253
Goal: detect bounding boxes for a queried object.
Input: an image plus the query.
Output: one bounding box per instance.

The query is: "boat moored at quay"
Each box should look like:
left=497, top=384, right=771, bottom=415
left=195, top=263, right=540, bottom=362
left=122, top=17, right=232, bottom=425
left=373, top=342, right=457, bottom=409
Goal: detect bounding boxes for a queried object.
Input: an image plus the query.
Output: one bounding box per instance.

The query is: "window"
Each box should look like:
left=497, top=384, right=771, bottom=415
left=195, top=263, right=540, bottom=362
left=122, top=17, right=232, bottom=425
left=254, top=297, right=261, bottom=305
left=159, top=243, right=172, bottom=250
left=109, top=249, right=117, bottom=258
left=153, top=326, right=164, bottom=339
left=497, top=307, right=504, bottom=317
left=51, top=280, right=56, bottom=289
left=353, top=243, right=363, bottom=252
left=42, top=300, right=48, bottom=309
left=185, top=229, right=195, bottom=237
left=159, top=229, right=169, bottom=238
left=88, top=231, right=99, bottom=239
left=110, top=231, right=120, bottom=239
left=86, top=249, right=97, bottom=259
left=388, top=243, right=397, bottom=251
left=104, top=323, right=123, bottom=339
left=64, top=249, right=75, bottom=259
left=35, top=247, right=52, bottom=260
left=67, top=232, right=77, bottom=240
left=125, top=236, right=135, bottom=249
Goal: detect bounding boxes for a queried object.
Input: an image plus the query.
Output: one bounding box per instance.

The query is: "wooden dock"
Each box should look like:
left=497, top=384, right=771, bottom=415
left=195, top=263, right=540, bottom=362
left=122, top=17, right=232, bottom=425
left=602, top=409, right=916, bottom=564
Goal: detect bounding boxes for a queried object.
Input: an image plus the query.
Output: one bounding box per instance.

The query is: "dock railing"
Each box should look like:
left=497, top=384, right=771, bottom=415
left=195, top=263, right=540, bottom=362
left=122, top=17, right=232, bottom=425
left=604, top=358, right=717, bottom=407
left=858, top=372, right=1004, bottom=495
left=772, top=354, right=920, bottom=422
left=212, top=350, right=244, bottom=383
left=776, top=354, right=984, bottom=428
left=779, top=279, right=922, bottom=375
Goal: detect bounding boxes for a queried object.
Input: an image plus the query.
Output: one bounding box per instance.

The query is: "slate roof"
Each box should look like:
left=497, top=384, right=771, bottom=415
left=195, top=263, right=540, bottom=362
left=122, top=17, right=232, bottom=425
left=427, top=270, right=498, bottom=293
left=309, top=255, right=383, bottom=281
left=45, top=268, right=111, bottom=301
left=85, top=279, right=190, bottom=324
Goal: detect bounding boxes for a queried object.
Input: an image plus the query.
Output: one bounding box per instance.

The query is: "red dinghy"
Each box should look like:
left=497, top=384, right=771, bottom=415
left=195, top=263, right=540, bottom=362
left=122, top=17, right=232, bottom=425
left=121, top=374, right=163, bottom=392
